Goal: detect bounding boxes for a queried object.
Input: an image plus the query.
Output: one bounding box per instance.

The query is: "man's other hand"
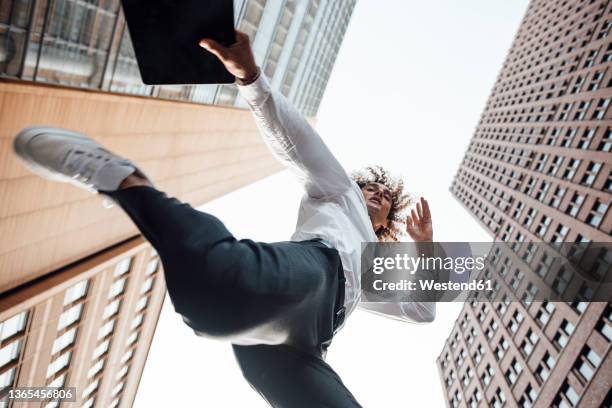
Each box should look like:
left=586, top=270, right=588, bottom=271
left=199, top=30, right=259, bottom=84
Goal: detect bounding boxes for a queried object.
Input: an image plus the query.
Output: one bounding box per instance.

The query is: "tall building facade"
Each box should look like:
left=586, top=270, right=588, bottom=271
left=1, top=237, right=165, bottom=408
left=439, top=0, right=611, bottom=407
left=0, top=0, right=356, bottom=116
left=0, top=0, right=357, bottom=406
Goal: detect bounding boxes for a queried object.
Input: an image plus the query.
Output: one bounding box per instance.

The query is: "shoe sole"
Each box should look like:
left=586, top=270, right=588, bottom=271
left=13, top=126, right=102, bottom=191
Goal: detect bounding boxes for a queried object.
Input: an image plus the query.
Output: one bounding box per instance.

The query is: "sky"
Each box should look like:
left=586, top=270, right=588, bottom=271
left=135, top=1, right=529, bottom=406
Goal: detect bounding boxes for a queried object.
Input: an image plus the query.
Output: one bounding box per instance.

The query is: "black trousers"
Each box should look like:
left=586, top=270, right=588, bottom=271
left=104, top=186, right=362, bottom=407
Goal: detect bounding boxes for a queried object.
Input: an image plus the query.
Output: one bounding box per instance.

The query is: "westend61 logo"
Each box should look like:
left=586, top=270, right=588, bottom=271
left=360, top=242, right=612, bottom=303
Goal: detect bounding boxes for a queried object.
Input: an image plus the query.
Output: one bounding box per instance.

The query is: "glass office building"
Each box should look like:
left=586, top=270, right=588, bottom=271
left=0, top=0, right=356, bottom=116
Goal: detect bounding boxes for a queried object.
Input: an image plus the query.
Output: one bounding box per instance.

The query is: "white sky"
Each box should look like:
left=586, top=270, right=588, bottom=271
left=135, top=1, right=529, bottom=406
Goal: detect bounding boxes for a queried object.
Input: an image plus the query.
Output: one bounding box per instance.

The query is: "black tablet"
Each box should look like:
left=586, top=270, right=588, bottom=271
left=120, top=0, right=235, bottom=85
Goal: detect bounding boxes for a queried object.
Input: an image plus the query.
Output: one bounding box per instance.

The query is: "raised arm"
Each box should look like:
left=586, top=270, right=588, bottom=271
left=200, top=31, right=352, bottom=198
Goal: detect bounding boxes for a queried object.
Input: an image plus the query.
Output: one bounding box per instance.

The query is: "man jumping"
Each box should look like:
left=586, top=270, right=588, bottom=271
left=13, top=31, right=437, bottom=407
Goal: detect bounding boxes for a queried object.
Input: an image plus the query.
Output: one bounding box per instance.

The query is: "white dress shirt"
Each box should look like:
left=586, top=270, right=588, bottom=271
left=237, top=74, right=437, bottom=331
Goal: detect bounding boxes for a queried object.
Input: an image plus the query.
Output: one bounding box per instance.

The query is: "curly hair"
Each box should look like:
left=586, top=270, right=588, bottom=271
left=350, top=165, right=416, bottom=242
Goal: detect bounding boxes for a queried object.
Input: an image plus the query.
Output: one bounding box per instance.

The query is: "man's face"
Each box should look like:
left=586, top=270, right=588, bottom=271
left=360, top=182, right=392, bottom=232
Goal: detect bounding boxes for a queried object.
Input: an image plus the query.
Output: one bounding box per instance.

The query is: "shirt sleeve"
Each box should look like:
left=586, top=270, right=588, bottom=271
left=358, top=302, right=436, bottom=323
left=237, top=73, right=352, bottom=199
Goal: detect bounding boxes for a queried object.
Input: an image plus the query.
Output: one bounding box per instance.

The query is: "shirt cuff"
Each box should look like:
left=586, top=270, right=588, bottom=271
left=236, top=69, right=271, bottom=106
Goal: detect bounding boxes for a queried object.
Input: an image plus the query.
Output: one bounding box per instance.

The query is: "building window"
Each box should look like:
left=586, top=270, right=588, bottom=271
left=559, top=103, right=573, bottom=121
left=0, top=311, right=28, bottom=342
left=92, top=339, right=110, bottom=361
left=481, top=363, right=494, bottom=386
left=581, top=162, right=602, bottom=187
left=536, top=302, right=555, bottom=326
left=82, top=397, right=95, bottom=408
left=553, top=381, right=580, bottom=407
left=595, top=305, right=611, bottom=342
left=97, top=320, right=116, bottom=341
left=513, top=201, right=526, bottom=218
left=586, top=199, right=608, bottom=228
left=573, top=346, right=602, bottom=384
left=562, top=159, right=581, bottom=181
left=468, top=388, right=482, bottom=408
left=46, top=351, right=71, bottom=378
left=523, top=207, right=538, bottom=228
left=578, top=128, right=595, bottom=149
left=597, top=128, right=611, bottom=152
left=0, top=368, right=16, bottom=393
left=535, top=180, right=550, bottom=201
left=136, top=296, right=149, bottom=312
left=146, top=258, right=159, bottom=276
left=121, top=349, right=134, bottom=365
left=565, top=193, right=584, bottom=216
left=51, top=327, right=77, bottom=356
left=591, top=98, right=610, bottom=120
left=114, top=257, right=132, bottom=277
left=535, top=215, right=552, bottom=238
left=497, top=296, right=510, bottom=317
left=573, top=100, right=591, bottom=120
left=590, top=246, right=612, bottom=281
left=505, top=358, right=523, bottom=386
left=523, top=177, right=537, bottom=195
left=48, top=373, right=65, bottom=388
left=552, top=266, right=572, bottom=295
left=548, top=156, right=564, bottom=177
left=445, top=370, right=455, bottom=387
left=473, top=344, right=485, bottom=364
left=462, top=367, right=474, bottom=387
left=520, top=329, right=539, bottom=357
left=63, top=280, right=89, bottom=305
left=588, top=71, right=605, bottom=92
left=510, top=269, right=524, bottom=290
left=130, top=314, right=144, bottom=331
left=519, top=384, right=538, bottom=408
left=486, top=320, right=499, bottom=340
left=570, top=301, right=588, bottom=316
left=536, top=253, right=554, bottom=278
left=0, top=339, right=23, bottom=368
left=141, top=277, right=155, bottom=294
left=522, top=282, right=539, bottom=304
left=87, top=359, right=104, bottom=379
left=510, top=310, right=524, bottom=334
left=116, top=365, right=129, bottom=381
left=57, top=304, right=83, bottom=331
left=536, top=352, right=555, bottom=384
left=82, top=379, right=99, bottom=399
left=450, top=389, right=461, bottom=408
left=126, top=331, right=139, bottom=346
left=495, top=336, right=510, bottom=360
left=103, top=299, right=122, bottom=320
left=534, top=153, right=549, bottom=172
left=569, top=234, right=591, bottom=264
left=490, top=387, right=506, bottom=408
left=108, top=277, right=127, bottom=299
left=553, top=319, right=575, bottom=349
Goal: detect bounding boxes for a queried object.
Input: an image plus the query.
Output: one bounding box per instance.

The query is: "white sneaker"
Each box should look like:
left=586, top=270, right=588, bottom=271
left=13, top=127, right=144, bottom=193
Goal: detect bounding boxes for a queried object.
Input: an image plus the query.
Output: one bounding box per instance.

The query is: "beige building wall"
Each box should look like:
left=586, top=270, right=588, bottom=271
left=0, top=80, right=283, bottom=293
left=0, top=236, right=166, bottom=408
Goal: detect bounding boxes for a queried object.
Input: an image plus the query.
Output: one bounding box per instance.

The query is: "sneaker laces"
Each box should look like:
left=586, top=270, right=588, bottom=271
left=63, top=148, right=114, bottom=184
left=62, top=147, right=130, bottom=199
